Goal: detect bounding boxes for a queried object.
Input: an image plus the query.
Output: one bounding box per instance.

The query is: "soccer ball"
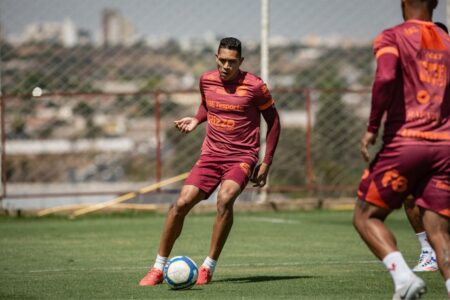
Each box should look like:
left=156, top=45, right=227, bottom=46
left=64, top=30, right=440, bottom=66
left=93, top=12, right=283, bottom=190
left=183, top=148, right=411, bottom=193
left=164, top=256, right=198, bottom=290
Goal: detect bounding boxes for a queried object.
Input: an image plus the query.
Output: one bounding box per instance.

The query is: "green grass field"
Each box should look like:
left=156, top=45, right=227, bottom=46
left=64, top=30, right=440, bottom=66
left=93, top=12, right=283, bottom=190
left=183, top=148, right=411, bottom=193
left=0, top=210, right=446, bottom=299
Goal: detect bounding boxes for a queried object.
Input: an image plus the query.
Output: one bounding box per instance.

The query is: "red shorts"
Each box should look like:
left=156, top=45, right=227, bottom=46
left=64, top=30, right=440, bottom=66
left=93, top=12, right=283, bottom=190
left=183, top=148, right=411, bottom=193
left=357, top=144, right=450, bottom=217
left=185, top=155, right=258, bottom=198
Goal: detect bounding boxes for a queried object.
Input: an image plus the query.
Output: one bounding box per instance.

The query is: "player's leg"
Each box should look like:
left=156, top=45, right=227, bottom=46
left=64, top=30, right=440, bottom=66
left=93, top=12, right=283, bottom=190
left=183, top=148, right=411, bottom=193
left=353, top=199, right=397, bottom=259
left=159, top=185, right=206, bottom=256
left=353, top=200, right=426, bottom=299
left=404, top=197, right=438, bottom=272
left=209, top=179, right=241, bottom=259
left=139, top=185, right=206, bottom=286
left=421, top=209, right=450, bottom=295
left=197, top=180, right=242, bottom=285
left=404, top=196, right=425, bottom=234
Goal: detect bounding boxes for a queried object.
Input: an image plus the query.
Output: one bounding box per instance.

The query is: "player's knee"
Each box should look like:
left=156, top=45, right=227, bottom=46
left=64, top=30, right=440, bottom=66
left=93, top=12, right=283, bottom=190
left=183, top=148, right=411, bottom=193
left=352, top=213, right=363, bottom=232
left=217, top=187, right=238, bottom=202
left=352, top=204, right=367, bottom=232
left=172, top=197, right=192, bottom=216
left=216, top=199, right=234, bottom=218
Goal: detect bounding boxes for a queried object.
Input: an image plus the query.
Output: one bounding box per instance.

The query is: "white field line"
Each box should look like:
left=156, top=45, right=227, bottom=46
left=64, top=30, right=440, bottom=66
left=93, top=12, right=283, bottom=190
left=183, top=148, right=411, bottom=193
left=242, top=217, right=300, bottom=224
left=4, top=260, right=383, bottom=274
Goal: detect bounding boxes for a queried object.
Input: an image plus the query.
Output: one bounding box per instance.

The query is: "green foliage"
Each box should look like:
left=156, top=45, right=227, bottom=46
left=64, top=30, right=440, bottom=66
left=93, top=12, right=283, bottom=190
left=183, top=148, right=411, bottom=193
left=121, top=154, right=156, bottom=181
left=73, top=102, right=95, bottom=118
left=163, top=125, right=205, bottom=176
left=312, top=95, right=365, bottom=195
left=270, top=127, right=307, bottom=187
left=10, top=116, right=28, bottom=139
left=140, top=75, right=163, bottom=92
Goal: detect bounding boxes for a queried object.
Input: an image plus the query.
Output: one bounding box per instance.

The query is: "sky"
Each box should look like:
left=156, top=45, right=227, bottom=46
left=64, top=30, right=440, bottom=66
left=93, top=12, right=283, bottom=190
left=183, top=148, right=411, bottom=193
left=0, top=0, right=448, bottom=42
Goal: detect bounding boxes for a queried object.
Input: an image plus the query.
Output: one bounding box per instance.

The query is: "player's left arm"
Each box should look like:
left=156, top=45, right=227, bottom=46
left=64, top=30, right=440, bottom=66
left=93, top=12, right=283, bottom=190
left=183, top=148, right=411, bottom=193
left=252, top=106, right=281, bottom=187
left=361, top=30, right=399, bottom=161
left=252, top=82, right=281, bottom=187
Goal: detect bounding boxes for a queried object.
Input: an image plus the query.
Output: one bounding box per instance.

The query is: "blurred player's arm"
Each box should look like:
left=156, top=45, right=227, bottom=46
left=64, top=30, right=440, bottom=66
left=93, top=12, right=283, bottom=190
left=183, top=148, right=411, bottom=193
left=361, top=38, right=399, bottom=161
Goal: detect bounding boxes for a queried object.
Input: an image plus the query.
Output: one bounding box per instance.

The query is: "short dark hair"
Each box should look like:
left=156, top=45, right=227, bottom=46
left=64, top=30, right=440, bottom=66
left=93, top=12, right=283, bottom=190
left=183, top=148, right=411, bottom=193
left=218, top=37, right=242, bottom=57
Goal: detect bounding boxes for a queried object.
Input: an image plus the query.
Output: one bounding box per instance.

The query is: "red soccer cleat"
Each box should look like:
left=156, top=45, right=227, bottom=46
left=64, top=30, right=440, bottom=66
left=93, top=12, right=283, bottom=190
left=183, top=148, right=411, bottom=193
left=196, top=266, right=212, bottom=285
left=139, top=267, right=164, bottom=286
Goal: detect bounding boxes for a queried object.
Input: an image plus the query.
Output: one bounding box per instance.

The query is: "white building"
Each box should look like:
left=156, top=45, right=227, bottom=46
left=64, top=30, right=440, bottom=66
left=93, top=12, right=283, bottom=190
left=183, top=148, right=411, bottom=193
left=21, top=18, right=78, bottom=47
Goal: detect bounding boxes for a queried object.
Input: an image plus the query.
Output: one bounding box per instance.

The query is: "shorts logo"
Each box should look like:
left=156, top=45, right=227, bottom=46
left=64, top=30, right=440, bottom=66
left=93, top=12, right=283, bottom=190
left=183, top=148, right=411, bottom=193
left=382, top=169, right=408, bottom=193
left=240, top=163, right=251, bottom=177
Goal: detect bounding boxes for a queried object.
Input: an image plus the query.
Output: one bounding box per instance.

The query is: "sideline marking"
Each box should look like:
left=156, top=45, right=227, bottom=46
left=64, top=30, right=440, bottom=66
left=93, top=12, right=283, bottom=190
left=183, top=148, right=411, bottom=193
left=243, top=217, right=300, bottom=224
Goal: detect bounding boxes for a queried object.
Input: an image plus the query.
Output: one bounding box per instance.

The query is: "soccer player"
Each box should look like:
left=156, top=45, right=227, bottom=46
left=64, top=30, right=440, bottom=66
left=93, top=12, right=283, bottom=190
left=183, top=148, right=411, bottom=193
left=139, top=37, right=281, bottom=286
left=353, top=0, right=450, bottom=299
left=402, top=21, right=448, bottom=274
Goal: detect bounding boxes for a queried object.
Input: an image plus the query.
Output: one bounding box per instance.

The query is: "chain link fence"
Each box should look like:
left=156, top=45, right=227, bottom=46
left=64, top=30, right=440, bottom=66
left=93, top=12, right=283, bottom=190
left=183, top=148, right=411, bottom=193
left=0, top=1, right=447, bottom=207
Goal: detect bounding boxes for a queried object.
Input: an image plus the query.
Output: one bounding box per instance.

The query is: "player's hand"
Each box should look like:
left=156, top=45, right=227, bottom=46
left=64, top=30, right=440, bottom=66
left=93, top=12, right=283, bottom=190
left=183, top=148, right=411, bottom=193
left=174, top=117, right=199, bottom=133
left=360, top=131, right=377, bottom=162
left=251, top=163, right=270, bottom=187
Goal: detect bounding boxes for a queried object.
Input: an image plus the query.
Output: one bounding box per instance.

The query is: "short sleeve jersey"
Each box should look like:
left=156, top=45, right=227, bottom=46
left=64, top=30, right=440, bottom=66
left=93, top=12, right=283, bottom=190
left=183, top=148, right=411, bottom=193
left=373, top=20, right=450, bottom=145
left=198, top=70, right=275, bottom=159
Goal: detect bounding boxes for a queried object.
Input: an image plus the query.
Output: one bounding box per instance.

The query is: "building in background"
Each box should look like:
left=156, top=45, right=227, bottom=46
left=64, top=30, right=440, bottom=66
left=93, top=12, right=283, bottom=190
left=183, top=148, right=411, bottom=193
left=102, top=8, right=137, bottom=46
left=21, top=18, right=76, bottom=47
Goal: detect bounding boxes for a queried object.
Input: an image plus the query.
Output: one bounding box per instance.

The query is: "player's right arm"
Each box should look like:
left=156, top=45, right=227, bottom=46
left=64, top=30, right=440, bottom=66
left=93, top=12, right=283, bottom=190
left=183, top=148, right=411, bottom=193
left=361, top=30, right=399, bottom=161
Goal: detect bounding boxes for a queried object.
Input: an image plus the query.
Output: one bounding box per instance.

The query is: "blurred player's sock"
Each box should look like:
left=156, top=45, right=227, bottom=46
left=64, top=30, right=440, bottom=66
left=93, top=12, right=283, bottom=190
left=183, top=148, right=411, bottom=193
left=201, top=256, right=217, bottom=273
left=153, top=254, right=168, bottom=271
left=416, top=231, right=432, bottom=250
left=383, top=251, right=415, bottom=291
left=445, top=279, right=450, bottom=294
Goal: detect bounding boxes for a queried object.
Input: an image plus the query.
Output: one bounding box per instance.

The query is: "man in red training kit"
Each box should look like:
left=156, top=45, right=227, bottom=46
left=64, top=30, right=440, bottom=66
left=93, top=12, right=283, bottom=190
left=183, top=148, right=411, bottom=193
left=139, top=37, right=280, bottom=286
left=353, top=0, right=450, bottom=299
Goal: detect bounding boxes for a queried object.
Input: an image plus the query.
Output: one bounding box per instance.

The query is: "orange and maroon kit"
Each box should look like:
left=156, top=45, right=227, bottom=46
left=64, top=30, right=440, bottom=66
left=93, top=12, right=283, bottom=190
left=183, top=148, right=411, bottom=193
left=185, top=70, right=280, bottom=196
left=358, top=20, right=450, bottom=217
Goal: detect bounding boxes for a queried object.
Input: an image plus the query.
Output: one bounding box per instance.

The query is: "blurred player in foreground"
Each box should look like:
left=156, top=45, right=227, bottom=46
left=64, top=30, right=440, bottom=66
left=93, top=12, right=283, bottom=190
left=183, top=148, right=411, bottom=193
left=139, top=37, right=280, bottom=286
left=353, top=0, right=450, bottom=299
left=403, top=21, right=448, bottom=274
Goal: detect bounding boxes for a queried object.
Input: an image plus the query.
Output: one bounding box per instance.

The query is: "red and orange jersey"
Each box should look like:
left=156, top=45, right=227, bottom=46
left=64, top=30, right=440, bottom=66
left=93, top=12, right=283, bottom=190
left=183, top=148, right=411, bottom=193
left=371, top=19, right=450, bottom=145
left=198, top=70, right=275, bottom=159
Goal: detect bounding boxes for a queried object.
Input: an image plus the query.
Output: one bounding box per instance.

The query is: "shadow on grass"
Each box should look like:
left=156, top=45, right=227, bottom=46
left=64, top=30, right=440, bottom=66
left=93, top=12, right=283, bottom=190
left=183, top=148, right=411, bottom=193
left=214, top=275, right=316, bottom=284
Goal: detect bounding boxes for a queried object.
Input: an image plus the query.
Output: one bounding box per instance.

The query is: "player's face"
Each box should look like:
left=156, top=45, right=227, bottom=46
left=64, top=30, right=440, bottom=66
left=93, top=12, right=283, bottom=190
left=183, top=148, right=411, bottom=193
left=216, top=48, right=243, bottom=81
